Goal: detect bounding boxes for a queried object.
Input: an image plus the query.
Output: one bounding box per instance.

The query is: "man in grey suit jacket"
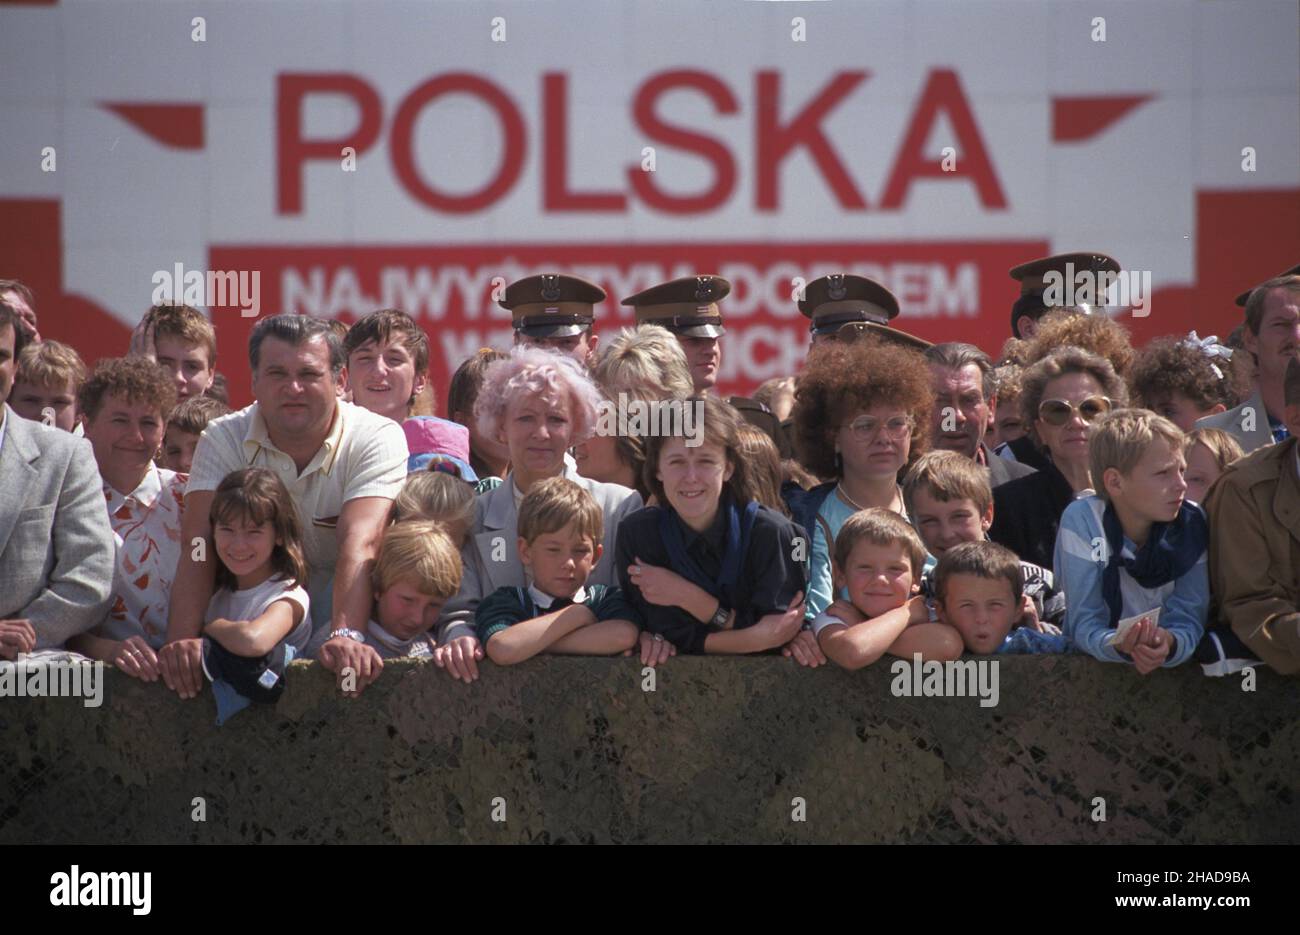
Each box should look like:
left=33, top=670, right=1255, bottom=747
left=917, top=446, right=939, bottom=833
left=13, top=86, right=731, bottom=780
left=0, top=308, right=114, bottom=656
left=1195, top=275, right=1300, bottom=454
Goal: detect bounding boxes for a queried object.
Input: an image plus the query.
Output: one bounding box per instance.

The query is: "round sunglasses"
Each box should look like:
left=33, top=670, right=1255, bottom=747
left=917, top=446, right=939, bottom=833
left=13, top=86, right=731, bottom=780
left=1037, top=395, right=1112, bottom=426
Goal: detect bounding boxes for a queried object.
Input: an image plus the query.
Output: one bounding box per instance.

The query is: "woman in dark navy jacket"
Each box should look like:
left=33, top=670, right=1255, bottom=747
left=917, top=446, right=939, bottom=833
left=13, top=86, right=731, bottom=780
left=616, top=395, right=808, bottom=655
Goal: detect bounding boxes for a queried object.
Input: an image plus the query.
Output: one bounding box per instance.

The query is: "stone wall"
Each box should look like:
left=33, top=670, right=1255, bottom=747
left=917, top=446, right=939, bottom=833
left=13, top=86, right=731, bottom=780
left=2, top=656, right=1296, bottom=844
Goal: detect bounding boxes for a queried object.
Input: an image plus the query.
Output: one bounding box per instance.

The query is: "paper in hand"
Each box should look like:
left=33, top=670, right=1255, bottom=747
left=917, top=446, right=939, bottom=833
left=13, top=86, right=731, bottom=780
left=1107, top=608, right=1161, bottom=646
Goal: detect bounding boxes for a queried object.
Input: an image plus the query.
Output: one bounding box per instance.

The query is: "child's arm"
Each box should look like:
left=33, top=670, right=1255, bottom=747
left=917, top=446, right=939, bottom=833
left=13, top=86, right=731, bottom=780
left=204, top=599, right=302, bottom=657
left=886, top=623, right=964, bottom=661
left=817, top=596, right=929, bottom=670
left=484, top=603, right=599, bottom=666
left=703, top=592, right=805, bottom=654
left=1055, top=503, right=1130, bottom=664
left=548, top=619, right=641, bottom=656
left=1153, top=556, right=1210, bottom=668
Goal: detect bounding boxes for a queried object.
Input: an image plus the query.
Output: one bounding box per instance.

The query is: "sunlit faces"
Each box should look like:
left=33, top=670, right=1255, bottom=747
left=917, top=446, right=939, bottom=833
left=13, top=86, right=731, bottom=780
left=990, top=397, right=1025, bottom=448
left=834, top=538, right=916, bottom=620
left=346, top=336, right=426, bottom=423
left=83, top=393, right=166, bottom=489
left=162, top=425, right=201, bottom=474
left=678, top=335, right=720, bottom=392
left=501, top=392, right=574, bottom=477
left=930, top=363, right=991, bottom=458
left=1034, top=371, right=1106, bottom=463
left=939, top=573, right=1019, bottom=655
left=836, top=404, right=913, bottom=479
left=1183, top=441, right=1222, bottom=506
left=374, top=579, right=446, bottom=641
left=9, top=377, right=77, bottom=431
left=154, top=335, right=214, bottom=400
left=1244, top=288, right=1300, bottom=384
left=1104, top=437, right=1188, bottom=525
left=910, top=488, right=992, bottom=558
left=656, top=437, right=733, bottom=530
left=251, top=336, right=337, bottom=438
left=1149, top=392, right=1223, bottom=433
left=213, top=516, right=278, bottom=589
left=518, top=521, right=602, bottom=601
left=573, top=431, right=631, bottom=486
left=516, top=331, right=597, bottom=368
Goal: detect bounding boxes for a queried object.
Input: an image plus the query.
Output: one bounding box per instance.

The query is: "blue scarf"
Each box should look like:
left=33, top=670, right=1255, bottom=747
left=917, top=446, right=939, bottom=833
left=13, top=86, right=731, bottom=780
left=657, top=496, right=760, bottom=608
left=1100, top=500, right=1207, bottom=629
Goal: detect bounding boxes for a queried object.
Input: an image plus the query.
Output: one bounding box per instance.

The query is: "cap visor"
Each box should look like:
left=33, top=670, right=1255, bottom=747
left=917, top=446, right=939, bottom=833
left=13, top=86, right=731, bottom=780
left=518, top=323, right=587, bottom=338
left=673, top=324, right=725, bottom=338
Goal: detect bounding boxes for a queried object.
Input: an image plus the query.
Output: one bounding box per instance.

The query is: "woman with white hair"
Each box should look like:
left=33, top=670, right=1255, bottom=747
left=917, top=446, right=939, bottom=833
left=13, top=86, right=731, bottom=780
left=433, top=346, right=654, bottom=680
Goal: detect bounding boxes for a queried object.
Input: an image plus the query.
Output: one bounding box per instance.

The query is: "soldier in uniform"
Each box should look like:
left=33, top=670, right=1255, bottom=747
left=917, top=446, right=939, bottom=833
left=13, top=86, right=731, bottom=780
left=1008, top=251, right=1121, bottom=341
left=502, top=273, right=604, bottom=369
left=798, top=273, right=930, bottom=352
left=622, top=275, right=792, bottom=458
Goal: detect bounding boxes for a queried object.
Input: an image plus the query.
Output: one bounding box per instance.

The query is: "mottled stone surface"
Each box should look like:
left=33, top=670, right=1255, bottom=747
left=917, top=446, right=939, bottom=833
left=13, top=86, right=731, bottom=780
left=1, top=656, right=1296, bottom=843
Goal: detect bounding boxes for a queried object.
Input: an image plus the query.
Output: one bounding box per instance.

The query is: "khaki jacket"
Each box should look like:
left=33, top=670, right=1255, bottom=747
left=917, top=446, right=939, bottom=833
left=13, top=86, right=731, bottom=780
left=1205, top=437, right=1300, bottom=673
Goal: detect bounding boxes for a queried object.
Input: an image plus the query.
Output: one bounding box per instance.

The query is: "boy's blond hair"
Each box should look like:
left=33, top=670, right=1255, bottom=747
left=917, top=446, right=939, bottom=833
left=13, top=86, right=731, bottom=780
left=15, top=340, right=87, bottom=391
left=372, top=519, right=463, bottom=598
left=902, top=450, right=993, bottom=517
left=390, top=472, right=476, bottom=546
left=517, top=477, right=604, bottom=545
left=932, top=541, right=1023, bottom=607
left=1088, top=408, right=1184, bottom=502
left=833, top=508, right=927, bottom=580
left=1184, top=427, right=1244, bottom=474
left=147, top=304, right=217, bottom=366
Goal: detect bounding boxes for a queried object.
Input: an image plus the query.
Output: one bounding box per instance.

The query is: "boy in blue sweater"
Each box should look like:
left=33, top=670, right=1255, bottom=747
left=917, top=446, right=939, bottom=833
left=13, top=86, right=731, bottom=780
left=1055, top=409, right=1208, bottom=672
left=933, top=541, right=1068, bottom=655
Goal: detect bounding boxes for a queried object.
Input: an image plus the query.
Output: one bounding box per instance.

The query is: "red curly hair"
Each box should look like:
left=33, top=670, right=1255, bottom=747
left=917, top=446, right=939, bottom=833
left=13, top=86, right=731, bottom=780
left=792, top=339, right=934, bottom=479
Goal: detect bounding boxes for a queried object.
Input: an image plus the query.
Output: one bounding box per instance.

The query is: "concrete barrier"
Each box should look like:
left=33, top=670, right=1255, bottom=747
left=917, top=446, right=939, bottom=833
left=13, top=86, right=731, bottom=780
left=2, top=656, right=1296, bottom=843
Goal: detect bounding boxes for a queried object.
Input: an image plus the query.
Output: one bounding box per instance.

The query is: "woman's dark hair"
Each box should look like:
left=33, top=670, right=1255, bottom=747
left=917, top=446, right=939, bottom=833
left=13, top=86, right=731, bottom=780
left=642, top=396, right=759, bottom=509
left=791, top=339, right=934, bottom=479
left=209, top=468, right=309, bottom=592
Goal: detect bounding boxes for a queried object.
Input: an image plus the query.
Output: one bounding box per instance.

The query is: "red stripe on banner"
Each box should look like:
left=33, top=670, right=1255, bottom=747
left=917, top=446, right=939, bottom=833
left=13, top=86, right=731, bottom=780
left=1051, top=95, right=1152, bottom=142
left=102, top=103, right=205, bottom=150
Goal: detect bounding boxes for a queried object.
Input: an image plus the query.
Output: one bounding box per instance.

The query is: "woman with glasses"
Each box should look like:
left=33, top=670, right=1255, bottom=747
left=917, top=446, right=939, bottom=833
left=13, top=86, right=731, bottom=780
left=786, top=340, right=935, bottom=637
left=990, top=346, right=1129, bottom=571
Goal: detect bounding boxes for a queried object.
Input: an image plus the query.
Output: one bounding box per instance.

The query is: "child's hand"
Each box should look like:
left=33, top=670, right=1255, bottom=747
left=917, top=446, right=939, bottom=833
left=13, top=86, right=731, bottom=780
left=1115, top=615, right=1156, bottom=656
left=826, top=599, right=863, bottom=627
left=781, top=627, right=827, bottom=668
left=0, top=618, right=37, bottom=660
left=630, top=630, right=676, bottom=667
left=1018, top=594, right=1043, bottom=632
left=158, top=638, right=205, bottom=699
left=112, top=636, right=161, bottom=682
left=627, top=558, right=696, bottom=610
left=752, top=592, right=806, bottom=651
left=433, top=634, right=483, bottom=683
left=907, top=595, right=931, bottom=627
left=127, top=312, right=158, bottom=361
left=1131, top=627, right=1172, bottom=675
left=319, top=636, right=384, bottom=697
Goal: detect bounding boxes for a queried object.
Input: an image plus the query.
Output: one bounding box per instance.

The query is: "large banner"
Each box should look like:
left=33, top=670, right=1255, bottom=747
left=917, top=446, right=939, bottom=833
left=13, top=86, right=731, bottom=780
left=2, top=0, right=1298, bottom=405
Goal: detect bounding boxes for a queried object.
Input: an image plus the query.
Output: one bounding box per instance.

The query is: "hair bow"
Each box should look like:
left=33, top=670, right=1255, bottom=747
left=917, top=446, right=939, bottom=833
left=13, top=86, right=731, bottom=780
left=1183, top=331, right=1232, bottom=381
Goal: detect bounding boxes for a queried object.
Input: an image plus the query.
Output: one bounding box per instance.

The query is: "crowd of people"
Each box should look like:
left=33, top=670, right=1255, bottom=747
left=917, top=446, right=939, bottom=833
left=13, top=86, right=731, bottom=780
left=1, top=253, right=1298, bottom=720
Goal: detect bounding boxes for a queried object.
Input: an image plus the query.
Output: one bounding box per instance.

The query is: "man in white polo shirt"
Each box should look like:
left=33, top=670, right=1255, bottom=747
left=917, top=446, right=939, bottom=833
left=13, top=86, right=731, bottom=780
left=160, top=316, right=408, bottom=698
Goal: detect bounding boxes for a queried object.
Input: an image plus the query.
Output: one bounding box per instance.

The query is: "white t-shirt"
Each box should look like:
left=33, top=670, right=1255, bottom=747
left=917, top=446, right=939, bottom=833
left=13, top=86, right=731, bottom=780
left=204, top=575, right=312, bottom=653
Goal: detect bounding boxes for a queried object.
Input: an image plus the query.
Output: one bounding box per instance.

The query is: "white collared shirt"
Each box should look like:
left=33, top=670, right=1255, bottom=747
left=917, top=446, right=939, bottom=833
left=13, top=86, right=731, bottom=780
left=100, top=464, right=188, bottom=648
left=527, top=582, right=587, bottom=610
left=188, top=400, right=408, bottom=577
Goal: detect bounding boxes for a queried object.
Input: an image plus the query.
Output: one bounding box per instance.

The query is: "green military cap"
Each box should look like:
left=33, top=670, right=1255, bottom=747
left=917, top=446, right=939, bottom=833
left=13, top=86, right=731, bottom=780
left=1235, top=263, right=1300, bottom=307
left=1009, top=251, right=1120, bottom=332
left=621, top=275, right=728, bottom=338
left=499, top=273, right=605, bottom=338
left=798, top=273, right=929, bottom=351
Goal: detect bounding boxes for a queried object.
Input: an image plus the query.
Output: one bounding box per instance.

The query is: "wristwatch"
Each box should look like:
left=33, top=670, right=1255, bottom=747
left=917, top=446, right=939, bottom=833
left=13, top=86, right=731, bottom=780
left=329, top=628, right=367, bottom=644
left=709, top=603, right=731, bottom=630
